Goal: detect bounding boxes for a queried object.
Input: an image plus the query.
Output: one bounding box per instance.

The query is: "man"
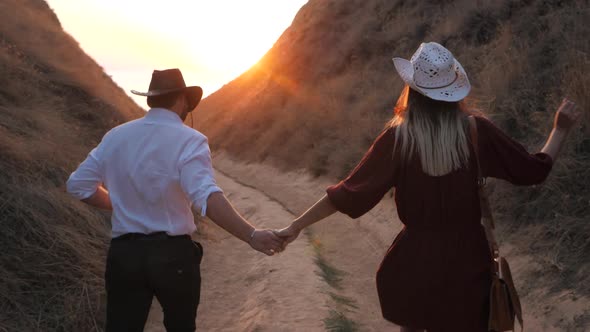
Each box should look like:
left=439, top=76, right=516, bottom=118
left=66, top=69, right=284, bottom=332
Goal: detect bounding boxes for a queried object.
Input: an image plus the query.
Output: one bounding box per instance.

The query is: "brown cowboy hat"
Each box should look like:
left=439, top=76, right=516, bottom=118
left=131, top=68, right=203, bottom=110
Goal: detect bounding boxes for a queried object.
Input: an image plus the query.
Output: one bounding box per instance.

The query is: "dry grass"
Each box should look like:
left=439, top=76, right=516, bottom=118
left=0, top=1, right=142, bottom=330
left=309, top=235, right=345, bottom=290
left=197, top=0, right=590, bottom=298
left=0, top=99, right=112, bottom=331
left=323, top=310, right=359, bottom=332
left=307, top=233, right=360, bottom=331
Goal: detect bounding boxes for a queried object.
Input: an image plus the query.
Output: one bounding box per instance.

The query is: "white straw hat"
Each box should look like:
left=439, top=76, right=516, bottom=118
left=392, top=42, right=471, bottom=102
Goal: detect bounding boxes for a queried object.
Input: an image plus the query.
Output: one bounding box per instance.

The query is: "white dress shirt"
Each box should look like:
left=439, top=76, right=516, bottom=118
left=66, top=108, right=222, bottom=237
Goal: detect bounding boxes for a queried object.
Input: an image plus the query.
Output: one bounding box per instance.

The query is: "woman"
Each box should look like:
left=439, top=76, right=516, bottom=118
left=277, top=42, right=580, bottom=331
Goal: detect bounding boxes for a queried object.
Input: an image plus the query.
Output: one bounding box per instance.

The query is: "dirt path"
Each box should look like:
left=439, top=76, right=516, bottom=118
left=145, top=169, right=328, bottom=332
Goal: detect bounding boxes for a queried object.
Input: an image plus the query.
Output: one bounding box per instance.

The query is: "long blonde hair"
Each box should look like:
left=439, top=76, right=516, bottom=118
left=388, top=85, right=472, bottom=176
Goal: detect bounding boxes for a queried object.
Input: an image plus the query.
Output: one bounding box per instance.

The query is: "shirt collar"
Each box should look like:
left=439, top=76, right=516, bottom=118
left=145, top=108, right=183, bottom=125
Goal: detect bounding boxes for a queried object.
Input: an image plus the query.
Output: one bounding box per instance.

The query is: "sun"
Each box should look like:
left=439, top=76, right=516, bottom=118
left=185, top=1, right=295, bottom=80
left=192, top=27, right=273, bottom=80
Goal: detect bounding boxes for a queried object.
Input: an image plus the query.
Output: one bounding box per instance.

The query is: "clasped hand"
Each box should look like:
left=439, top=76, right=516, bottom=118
left=248, top=229, right=286, bottom=256
left=248, top=224, right=301, bottom=256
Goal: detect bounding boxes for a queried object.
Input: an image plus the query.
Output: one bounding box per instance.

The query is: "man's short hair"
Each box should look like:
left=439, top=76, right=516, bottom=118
left=147, top=91, right=183, bottom=109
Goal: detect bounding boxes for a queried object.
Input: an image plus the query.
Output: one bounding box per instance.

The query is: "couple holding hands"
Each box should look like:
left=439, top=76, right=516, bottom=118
left=67, top=42, right=580, bottom=332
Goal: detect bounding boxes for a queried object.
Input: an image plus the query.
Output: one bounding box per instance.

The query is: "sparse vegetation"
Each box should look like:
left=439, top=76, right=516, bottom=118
left=310, top=237, right=345, bottom=289
left=323, top=310, right=359, bottom=332
left=327, top=292, right=358, bottom=310
left=308, top=234, right=360, bottom=331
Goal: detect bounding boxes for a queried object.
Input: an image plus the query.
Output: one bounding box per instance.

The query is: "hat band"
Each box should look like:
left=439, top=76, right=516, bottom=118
left=414, top=70, right=458, bottom=90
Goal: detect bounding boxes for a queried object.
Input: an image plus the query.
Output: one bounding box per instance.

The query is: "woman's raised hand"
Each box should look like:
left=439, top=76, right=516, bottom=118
left=555, top=98, right=581, bottom=131
left=542, top=97, right=582, bottom=160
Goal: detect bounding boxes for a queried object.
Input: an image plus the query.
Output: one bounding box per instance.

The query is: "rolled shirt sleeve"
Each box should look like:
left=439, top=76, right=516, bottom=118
left=179, top=135, right=223, bottom=216
left=66, top=146, right=103, bottom=200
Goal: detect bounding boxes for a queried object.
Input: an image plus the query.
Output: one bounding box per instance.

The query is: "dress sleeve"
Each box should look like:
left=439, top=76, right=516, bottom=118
left=476, top=116, right=553, bottom=185
left=326, top=127, right=396, bottom=219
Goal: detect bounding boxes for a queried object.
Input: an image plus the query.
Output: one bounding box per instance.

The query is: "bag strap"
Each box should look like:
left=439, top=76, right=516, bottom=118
left=469, top=116, right=524, bottom=331
left=467, top=116, right=500, bottom=263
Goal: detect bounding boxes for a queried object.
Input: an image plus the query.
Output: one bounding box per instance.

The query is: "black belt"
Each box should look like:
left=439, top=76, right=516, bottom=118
left=112, top=231, right=191, bottom=242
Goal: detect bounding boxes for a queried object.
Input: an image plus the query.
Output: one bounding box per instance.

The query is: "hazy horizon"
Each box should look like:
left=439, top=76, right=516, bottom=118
left=46, top=0, right=308, bottom=109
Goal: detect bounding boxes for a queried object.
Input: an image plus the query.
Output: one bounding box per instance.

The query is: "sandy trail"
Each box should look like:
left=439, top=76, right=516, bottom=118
left=145, top=169, right=328, bottom=332
left=145, top=153, right=588, bottom=331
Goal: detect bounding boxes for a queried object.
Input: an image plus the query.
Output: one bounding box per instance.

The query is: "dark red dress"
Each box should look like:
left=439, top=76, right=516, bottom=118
left=326, top=116, right=552, bottom=331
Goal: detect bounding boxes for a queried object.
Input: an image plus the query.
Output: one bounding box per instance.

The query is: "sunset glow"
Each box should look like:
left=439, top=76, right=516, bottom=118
left=46, top=0, right=308, bottom=107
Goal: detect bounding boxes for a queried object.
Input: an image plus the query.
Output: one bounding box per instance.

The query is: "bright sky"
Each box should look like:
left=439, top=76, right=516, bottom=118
left=46, top=0, right=308, bottom=108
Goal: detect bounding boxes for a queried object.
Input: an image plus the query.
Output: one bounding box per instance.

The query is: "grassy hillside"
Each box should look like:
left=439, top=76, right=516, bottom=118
left=0, top=0, right=142, bottom=330
left=197, top=0, right=589, bottom=298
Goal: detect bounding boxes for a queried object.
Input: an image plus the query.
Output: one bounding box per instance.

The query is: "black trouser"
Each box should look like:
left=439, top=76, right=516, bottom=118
left=105, top=233, right=202, bottom=332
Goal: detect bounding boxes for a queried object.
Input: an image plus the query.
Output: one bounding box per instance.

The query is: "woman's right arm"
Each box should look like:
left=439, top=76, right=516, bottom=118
left=477, top=98, right=580, bottom=185
left=541, top=98, right=580, bottom=161
left=276, top=194, right=337, bottom=244
left=277, top=127, right=397, bottom=245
